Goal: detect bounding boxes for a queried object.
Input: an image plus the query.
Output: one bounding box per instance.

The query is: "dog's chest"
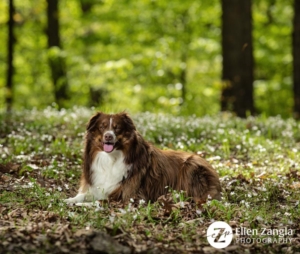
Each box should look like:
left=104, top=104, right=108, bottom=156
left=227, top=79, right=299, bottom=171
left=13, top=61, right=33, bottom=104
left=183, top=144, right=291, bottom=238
left=90, top=150, right=129, bottom=199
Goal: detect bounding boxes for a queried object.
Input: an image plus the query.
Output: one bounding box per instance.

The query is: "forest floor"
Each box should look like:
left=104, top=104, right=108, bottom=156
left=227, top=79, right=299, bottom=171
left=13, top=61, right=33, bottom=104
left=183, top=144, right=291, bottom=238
left=0, top=108, right=300, bottom=253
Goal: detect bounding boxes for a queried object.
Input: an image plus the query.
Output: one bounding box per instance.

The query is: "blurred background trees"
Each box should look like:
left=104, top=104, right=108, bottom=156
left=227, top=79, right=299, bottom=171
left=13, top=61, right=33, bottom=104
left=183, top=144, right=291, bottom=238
left=293, top=0, right=300, bottom=119
left=221, top=0, right=254, bottom=117
left=46, top=0, right=69, bottom=109
left=5, top=0, right=15, bottom=112
left=0, top=0, right=298, bottom=118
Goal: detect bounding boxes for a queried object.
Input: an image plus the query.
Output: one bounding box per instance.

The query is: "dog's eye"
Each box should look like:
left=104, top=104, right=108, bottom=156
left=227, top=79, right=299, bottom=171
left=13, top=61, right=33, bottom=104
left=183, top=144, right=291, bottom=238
left=114, top=126, right=120, bottom=132
left=99, top=126, right=105, bottom=131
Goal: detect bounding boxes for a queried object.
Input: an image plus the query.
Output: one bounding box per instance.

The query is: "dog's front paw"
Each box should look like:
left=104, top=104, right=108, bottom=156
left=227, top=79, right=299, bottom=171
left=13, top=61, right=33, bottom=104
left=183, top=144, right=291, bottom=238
left=64, top=197, right=77, bottom=204
left=64, top=193, right=86, bottom=204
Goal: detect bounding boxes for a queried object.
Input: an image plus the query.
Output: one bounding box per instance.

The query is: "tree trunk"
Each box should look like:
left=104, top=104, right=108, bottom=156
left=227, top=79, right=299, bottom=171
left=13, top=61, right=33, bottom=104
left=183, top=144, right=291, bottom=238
left=178, top=12, right=190, bottom=106
left=46, top=0, right=69, bottom=108
left=221, top=0, right=255, bottom=117
left=179, top=52, right=187, bottom=106
left=6, top=0, right=15, bottom=112
left=80, top=0, right=94, bottom=14
left=293, top=0, right=300, bottom=119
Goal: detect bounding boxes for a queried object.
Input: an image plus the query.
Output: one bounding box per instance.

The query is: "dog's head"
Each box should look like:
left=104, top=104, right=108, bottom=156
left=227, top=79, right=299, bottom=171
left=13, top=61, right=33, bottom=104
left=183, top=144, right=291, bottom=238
left=86, top=112, right=136, bottom=153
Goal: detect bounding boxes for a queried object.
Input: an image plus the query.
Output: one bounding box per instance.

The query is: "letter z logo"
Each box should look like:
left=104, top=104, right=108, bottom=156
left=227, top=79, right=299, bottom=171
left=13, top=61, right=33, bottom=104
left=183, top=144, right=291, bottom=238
left=214, top=227, right=226, bottom=243
left=207, top=221, right=233, bottom=249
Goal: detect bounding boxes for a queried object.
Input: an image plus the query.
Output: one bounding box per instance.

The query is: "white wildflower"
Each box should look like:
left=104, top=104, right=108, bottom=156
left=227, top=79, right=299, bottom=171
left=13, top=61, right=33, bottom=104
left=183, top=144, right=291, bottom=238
left=256, top=216, right=263, bottom=222
left=119, top=208, right=126, bottom=214
left=68, top=212, right=75, bottom=217
left=109, top=215, right=115, bottom=223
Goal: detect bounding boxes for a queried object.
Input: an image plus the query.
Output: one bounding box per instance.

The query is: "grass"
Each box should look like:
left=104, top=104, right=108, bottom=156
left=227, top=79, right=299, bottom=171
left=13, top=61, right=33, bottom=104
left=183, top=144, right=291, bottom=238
left=0, top=107, right=300, bottom=253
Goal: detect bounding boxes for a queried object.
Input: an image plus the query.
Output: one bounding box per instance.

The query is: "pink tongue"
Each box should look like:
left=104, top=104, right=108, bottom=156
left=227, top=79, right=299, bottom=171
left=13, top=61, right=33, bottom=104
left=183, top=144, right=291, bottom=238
left=104, top=144, right=114, bottom=153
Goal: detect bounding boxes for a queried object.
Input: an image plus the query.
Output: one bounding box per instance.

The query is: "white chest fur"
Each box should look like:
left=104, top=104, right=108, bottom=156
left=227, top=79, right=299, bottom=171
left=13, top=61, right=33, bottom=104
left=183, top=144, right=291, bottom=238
left=89, top=150, right=129, bottom=200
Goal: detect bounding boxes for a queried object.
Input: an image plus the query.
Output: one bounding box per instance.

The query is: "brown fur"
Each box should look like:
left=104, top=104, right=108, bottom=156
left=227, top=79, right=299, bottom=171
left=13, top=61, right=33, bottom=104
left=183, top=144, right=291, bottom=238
left=80, top=112, right=221, bottom=203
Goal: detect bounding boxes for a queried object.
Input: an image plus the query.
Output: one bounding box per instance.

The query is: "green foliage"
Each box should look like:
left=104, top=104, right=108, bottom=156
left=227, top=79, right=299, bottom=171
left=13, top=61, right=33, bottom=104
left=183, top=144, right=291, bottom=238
left=253, top=0, right=293, bottom=116
left=0, top=109, right=300, bottom=252
left=0, top=0, right=295, bottom=117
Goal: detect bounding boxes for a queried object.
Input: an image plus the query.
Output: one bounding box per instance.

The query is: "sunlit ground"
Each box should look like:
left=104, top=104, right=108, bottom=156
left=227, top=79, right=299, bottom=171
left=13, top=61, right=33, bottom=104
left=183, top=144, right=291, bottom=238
left=0, top=107, right=299, bottom=253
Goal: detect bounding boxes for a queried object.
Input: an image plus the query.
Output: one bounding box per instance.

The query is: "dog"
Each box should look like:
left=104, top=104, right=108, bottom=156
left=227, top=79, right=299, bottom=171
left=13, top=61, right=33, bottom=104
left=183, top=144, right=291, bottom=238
left=65, top=112, right=221, bottom=204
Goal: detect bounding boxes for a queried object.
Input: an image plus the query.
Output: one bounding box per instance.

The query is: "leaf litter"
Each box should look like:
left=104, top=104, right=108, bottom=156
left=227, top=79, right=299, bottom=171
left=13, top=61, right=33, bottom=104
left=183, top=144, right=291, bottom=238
left=0, top=108, right=300, bottom=253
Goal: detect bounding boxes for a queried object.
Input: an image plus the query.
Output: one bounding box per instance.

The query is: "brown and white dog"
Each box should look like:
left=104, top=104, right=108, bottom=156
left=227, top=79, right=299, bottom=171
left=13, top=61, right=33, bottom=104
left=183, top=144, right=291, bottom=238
left=65, top=112, right=221, bottom=204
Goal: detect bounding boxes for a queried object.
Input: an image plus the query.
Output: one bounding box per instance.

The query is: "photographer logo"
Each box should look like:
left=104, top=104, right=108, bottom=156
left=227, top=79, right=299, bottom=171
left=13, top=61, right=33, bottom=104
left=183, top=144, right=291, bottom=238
left=206, top=221, right=233, bottom=249
left=207, top=222, right=295, bottom=248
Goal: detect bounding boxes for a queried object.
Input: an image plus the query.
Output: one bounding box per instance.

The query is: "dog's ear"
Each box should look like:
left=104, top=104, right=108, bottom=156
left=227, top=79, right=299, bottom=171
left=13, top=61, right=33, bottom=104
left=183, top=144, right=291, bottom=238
left=119, top=112, right=136, bottom=131
left=86, top=112, right=101, bottom=131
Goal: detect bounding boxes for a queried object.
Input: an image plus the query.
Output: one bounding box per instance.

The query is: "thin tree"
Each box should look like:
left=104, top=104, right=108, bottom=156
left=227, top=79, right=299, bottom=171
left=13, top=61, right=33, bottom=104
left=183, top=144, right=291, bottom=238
left=221, top=0, right=255, bottom=117
left=293, top=0, right=300, bottom=119
left=178, top=12, right=190, bottom=106
left=80, top=0, right=94, bottom=14
left=6, top=0, right=16, bottom=112
left=46, top=0, right=69, bottom=108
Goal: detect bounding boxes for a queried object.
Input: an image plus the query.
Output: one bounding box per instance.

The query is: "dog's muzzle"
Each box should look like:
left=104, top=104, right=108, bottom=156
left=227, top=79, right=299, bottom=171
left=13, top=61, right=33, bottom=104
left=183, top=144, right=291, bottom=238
left=103, top=131, right=116, bottom=153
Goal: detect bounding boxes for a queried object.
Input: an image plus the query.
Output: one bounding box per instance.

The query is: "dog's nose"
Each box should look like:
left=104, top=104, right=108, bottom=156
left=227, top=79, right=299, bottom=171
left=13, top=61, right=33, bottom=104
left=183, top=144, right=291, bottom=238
left=104, top=133, right=114, bottom=142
